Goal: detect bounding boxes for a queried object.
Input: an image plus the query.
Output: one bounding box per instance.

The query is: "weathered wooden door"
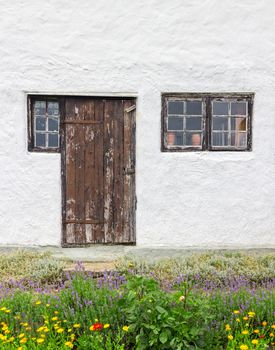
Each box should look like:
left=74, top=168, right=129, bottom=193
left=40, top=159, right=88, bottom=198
left=61, top=97, right=136, bottom=246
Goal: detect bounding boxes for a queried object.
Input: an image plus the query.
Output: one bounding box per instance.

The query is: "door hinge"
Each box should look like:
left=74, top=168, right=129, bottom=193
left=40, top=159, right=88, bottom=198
left=125, top=105, right=136, bottom=113
left=123, top=167, right=135, bottom=175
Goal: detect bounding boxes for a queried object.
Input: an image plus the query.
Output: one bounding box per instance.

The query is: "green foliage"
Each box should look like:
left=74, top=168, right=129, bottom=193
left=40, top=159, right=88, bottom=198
left=119, top=276, right=214, bottom=349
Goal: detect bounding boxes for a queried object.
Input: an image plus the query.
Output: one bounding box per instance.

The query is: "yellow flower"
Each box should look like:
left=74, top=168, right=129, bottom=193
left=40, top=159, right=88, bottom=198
left=73, top=324, right=80, bottom=328
left=104, top=324, right=110, bottom=328
left=5, top=337, right=14, bottom=343
left=35, top=301, right=41, bottom=305
left=225, top=324, right=231, bottom=331
left=228, top=335, right=233, bottom=340
left=19, top=337, right=27, bottom=344
left=240, top=345, right=248, bottom=350
left=270, top=333, right=274, bottom=337
left=236, top=318, right=241, bottom=322
left=253, top=329, right=259, bottom=334
left=242, top=330, right=249, bottom=335
left=17, top=347, right=23, bottom=350
left=234, top=310, right=240, bottom=314
left=57, top=328, right=64, bottom=333
left=70, top=334, right=75, bottom=340
left=262, top=321, right=267, bottom=326
left=122, top=326, right=129, bottom=332
left=18, top=333, right=25, bottom=339
left=252, top=339, right=258, bottom=345
left=68, top=328, right=72, bottom=333
left=54, top=311, right=59, bottom=315
left=248, top=311, right=255, bottom=317
left=243, top=317, right=248, bottom=321
left=37, top=338, right=45, bottom=344
left=94, top=318, right=98, bottom=322
left=4, top=329, right=10, bottom=334
left=271, top=325, right=275, bottom=329
left=52, top=317, right=58, bottom=321
left=5, top=309, right=11, bottom=313
left=0, top=307, right=7, bottom=311
left=46, top=304, right=50, bottom=307
left=65, top=341, right=74, bottom=349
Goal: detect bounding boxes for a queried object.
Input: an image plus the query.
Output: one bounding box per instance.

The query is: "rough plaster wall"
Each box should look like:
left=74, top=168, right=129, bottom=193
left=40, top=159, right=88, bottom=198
left=0, top=0, right=275, bottom=247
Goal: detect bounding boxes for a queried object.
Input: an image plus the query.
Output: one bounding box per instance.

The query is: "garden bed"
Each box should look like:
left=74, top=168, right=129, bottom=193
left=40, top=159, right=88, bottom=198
left=0, top=250, right=274, bottom=349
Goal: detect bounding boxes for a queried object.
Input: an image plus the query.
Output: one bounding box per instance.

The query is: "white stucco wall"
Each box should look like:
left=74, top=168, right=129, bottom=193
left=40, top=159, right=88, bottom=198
left=0, top=0, right=275, bottom=248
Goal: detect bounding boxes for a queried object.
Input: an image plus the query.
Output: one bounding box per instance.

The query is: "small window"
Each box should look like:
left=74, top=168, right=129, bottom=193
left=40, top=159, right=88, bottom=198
left=28, top=96, right=61, bottom=152
left=162, top=93, right=253, bottom=152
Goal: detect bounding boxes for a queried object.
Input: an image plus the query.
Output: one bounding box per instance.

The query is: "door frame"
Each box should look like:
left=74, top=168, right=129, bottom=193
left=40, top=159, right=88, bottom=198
left=60, top=95, right=137, bottom=247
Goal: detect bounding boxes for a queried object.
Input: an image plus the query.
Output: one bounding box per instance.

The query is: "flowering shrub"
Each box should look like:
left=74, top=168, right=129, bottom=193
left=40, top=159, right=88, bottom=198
left=225, top=310, right=275, bottom=349
left=0, top=257, right=274, bottom=349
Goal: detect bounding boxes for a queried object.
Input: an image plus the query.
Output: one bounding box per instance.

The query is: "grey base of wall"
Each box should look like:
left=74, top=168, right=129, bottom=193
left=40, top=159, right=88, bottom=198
left=0, top=245, right=274, bottom=263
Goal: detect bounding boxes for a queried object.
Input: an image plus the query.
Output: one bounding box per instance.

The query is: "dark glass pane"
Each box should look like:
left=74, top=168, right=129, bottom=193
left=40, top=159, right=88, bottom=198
left=186, top=132, right=202, bottom=146
left=166, top=132, right=183, bottom=146
left=186, top=101, right=202, bottom=115
left=35, top=133, right=46, bottom=147
left=48, top=134, right=59, bottom=147
left=48, top=118, right=59, bottom=132
left=168, top=101, right=184, bottom=114
left=174, top=132, right=184, bottom=145
left=212, top=117, right=229, bottom=131
left=48, top=102, right=59, bottom=116
left=231, top=133, right=247, bottom=147
left=168, top=117, right=183, bottom=130
left=212, top=132, right=229, bottom=146
left=231, top=102, right=247, bottom=115
left=35, top=117, right=46, bottom=131
left=34, top=101, right=46, bottom=116
left=231, top=117, right=246, bottom=131
left=186, top=117, right=202, bottom=130
left=212, top=102, right=229, bottom=115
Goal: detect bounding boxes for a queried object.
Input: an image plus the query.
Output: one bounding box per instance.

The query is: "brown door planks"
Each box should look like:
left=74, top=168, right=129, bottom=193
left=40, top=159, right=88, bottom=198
left=61, top=97, right=136, bottom=246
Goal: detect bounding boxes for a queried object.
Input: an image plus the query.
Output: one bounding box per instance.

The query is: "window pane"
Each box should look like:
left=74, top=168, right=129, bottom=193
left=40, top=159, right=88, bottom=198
left=231, top=102, right=247, bottom=115
left=186, top=117, right=202, bottom=130
left=186, top=132, right=202, bottom=146
left=34, top=101, right=46, bottom=116
left=35, top=117, right=46, bottom=131
left=212, top=117, right=229, bottom=131
left=213, top=102, right=229, bottom=115
left=231, top=117, right=247, bottom=131
left=231, top=133, right=247, bottom=147
left=48, top=102, right=59, bottom=116
left=48, top=133, right=59, bottom=147
left=168, top=116, right=183, bottom=130
left=166, top=132, right=183, bottom=146
left=212, top=132, right=229, bottom=146
left=168, top=101, right=184, bottom=114
left=186, top=101, right=202, bottom=115
left=35, top=133, right=46, bottom=147
left=48, top=118, right=59, bottom=132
